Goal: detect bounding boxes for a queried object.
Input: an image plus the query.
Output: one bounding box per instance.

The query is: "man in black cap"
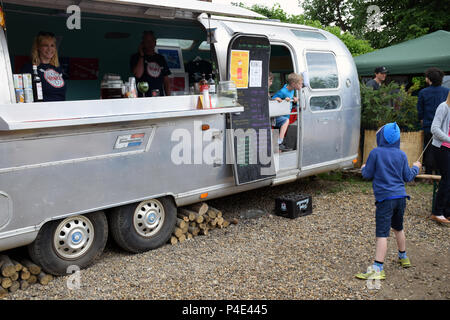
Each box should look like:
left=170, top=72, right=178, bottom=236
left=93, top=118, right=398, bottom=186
left=366, top=66, right=388, bottom=90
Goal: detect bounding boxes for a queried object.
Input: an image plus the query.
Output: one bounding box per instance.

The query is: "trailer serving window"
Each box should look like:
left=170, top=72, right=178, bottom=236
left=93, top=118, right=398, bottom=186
left=4, top=2, right=217, bottom=102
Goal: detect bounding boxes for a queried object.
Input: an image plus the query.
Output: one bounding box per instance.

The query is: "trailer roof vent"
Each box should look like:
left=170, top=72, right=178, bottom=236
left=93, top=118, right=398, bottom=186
left=291, top=29, right=327, bottom=41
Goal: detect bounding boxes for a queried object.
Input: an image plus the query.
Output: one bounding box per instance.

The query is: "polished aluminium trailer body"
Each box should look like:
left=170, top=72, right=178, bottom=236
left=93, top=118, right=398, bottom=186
left=202, top=14, right=361, bottom=175
left=0, top=0, right=360, bottom=274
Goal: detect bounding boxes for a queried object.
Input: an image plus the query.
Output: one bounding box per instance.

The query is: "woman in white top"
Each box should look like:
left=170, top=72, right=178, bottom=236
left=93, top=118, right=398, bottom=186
left=430, top=92, right=450, bottom=223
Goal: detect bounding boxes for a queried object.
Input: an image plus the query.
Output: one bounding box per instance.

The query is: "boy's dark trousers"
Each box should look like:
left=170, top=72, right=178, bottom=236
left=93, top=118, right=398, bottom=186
left=433, top=145, right=450, bottom=218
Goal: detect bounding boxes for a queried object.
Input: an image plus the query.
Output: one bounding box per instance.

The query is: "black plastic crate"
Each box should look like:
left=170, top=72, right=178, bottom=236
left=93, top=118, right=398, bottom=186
left=275, top=193, right=312, bottom=219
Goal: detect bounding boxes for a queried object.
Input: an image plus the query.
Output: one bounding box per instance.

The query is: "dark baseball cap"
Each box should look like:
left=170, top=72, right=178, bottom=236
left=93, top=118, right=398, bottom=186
left=374, top=66, right=388, bottom=74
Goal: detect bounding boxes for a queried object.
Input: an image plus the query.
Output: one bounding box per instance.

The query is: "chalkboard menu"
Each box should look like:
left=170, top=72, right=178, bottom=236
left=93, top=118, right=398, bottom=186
left=227, top=35, right=275, bottom=185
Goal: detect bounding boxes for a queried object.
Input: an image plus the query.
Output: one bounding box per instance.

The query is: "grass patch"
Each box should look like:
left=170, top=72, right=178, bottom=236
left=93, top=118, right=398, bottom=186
left=407, top=181, right=434, bottom=194
left=327, top=185, right=344, bottom=193
left=317, top=171, right=344, bottom=181
left=315, top=170, right=435, bottom=198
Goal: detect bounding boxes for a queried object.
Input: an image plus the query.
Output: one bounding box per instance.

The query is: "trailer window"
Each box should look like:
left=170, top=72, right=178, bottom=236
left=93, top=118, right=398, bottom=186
left=157, top=39, right=194, bottom=50
left=305, top=52, right=339, bottom=89
left=310, top=96, right=341, bottom=111
left=198, top=41, right=210, bottom=51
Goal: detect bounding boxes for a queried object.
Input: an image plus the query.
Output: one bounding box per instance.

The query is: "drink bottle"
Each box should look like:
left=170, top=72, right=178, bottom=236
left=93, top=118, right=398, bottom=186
left=208, top=74, right=216, bottom=94
left=32, top=65, right=44, bottom=102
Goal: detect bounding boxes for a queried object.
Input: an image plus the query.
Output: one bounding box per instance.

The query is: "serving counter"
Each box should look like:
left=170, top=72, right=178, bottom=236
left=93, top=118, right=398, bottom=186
left=0, top=95, right=243, bottom=130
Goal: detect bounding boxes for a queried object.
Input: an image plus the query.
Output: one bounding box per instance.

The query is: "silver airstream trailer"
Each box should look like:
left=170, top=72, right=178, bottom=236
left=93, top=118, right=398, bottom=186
left=0, top=0, right=360, bottom=275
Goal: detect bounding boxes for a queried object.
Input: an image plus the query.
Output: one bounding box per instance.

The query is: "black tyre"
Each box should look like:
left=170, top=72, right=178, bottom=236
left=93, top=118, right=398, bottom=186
left=108, top=196, right=176, bottom=253
left=28, top=211, right=108, bottom=276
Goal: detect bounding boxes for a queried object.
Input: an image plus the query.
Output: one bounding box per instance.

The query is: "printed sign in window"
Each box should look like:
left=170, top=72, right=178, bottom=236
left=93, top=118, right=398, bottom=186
left=230, top=50, right=249, bottom=89
left=249, top=60, right=262, bottom=88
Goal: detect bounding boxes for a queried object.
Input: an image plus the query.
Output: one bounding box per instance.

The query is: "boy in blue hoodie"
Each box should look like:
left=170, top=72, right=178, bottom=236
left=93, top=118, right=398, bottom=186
left=355, top=122, right=421, bottom=280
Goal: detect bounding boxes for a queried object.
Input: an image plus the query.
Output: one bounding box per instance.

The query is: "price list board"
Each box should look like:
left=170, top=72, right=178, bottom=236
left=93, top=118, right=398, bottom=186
left=227, top=35, right=275, bottom=185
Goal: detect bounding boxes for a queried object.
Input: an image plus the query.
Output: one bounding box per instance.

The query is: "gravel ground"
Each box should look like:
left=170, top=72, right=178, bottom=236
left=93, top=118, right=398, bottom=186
left=2, top=171, right=449, bottom=300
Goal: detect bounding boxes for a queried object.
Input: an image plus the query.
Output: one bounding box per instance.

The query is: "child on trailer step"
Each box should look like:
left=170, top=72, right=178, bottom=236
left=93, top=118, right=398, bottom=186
left=271, top=72, right=303, bottom=152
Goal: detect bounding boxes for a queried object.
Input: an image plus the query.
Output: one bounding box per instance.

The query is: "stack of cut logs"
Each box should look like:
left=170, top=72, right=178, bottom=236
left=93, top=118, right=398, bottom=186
left=0, top=255, right=53, bottom=298
left=169, top=203, right=238, bottom=245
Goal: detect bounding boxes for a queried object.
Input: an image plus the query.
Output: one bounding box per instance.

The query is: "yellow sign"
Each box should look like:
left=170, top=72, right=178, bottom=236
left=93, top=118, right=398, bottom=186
left=230, top=50, right=249, bottom=89
left=0, top=6, right=5, bottom=30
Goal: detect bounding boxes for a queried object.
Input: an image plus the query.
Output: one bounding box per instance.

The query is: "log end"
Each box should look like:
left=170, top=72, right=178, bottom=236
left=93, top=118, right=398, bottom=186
left=0, top=287, right=8, bottom=298
left=170, top=236, right=178, bottom=245
left=38, top=272, right=53, bottom=286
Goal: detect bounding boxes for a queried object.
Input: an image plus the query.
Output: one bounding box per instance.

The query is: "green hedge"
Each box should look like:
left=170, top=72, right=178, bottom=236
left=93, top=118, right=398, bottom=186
left=360, top=82, right=420, bottom=132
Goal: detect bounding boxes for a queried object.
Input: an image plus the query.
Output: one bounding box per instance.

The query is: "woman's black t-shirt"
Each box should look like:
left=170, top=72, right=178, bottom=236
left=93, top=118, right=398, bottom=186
left=21, top=63, right=67, bottom=102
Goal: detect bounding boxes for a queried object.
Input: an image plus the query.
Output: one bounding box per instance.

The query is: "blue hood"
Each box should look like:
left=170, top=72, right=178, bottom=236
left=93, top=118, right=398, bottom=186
left=376, top=125, right=400, bottom=149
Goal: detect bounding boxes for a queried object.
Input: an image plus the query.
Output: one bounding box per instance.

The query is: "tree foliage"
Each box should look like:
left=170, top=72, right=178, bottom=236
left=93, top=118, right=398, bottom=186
left=233, top=2, right=373, bottom=56
left=301, top=0, right=355, bottom=32
left=301, top=0, right=450, bottom=49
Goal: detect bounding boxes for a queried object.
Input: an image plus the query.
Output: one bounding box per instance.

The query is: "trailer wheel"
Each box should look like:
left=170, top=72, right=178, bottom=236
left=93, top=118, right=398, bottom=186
left=109, top=197, right=176, bottom=253
left=28, top=211, right=108, bottom=276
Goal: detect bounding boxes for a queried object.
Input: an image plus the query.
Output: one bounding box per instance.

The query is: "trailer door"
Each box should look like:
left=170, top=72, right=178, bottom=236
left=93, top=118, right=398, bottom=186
left=225, top=34, right=276, bottom=185
left=301, top=50, right=343, bottom=168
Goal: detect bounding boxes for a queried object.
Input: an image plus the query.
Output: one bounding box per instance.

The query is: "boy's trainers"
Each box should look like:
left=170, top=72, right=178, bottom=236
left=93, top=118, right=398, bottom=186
left=398, top=257, right=411, bottom=268
left=355, top=266, right=386, bottom=280
left=279, top=143, right=292, bottom=152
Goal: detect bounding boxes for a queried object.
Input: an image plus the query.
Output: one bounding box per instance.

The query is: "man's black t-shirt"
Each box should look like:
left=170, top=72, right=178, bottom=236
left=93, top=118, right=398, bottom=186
left=366, top=79, right=380, bottom=90
left=130, top=53, right=171, bottom=96
left=21, top=63, right=67, bottom=101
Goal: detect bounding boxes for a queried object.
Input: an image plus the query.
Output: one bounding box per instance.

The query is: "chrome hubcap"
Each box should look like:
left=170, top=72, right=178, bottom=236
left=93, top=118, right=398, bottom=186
left=53, top=216, right=94, bottom=260
left=133, top=199, right=165, bottom=238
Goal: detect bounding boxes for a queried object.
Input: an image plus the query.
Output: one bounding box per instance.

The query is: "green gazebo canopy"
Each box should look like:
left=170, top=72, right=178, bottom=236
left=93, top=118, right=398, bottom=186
left=354, top=30, right=450, bottom=76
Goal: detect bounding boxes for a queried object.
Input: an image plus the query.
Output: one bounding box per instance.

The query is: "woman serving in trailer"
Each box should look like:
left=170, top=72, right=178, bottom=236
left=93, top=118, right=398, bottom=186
left=21, top=31, right=66, bottom=101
